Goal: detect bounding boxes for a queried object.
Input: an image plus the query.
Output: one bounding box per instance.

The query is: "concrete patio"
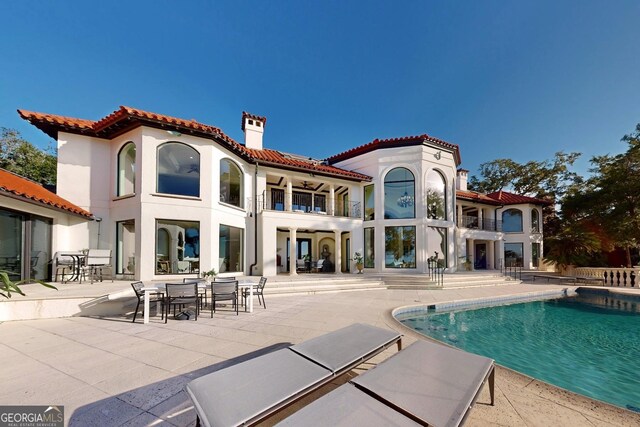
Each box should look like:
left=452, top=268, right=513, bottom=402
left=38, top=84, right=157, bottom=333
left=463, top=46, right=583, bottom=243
left=1, top=282, right=639, bottom=426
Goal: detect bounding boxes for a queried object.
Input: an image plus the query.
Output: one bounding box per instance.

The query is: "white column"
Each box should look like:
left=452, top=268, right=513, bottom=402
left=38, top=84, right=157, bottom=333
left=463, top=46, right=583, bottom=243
left=289, top=228, right=297, bottom=275
left=334, top=230, right=342, bottom=273
left=286, top=180, right=293, bottom=211
left=497, top=240, right=505, bottom=270
left=457, top=204, right=463, bottom=227
left=487, top=240, right=494, bottom=269
left=478, top=208, right=484, bottom=230
left=329, top=185, right=335, bottom=216
left=468, top=239, right=475, bottom=270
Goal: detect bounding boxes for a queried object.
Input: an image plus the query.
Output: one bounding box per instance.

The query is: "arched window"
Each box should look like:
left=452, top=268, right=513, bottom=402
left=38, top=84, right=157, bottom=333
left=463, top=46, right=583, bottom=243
left=502, top=209, right=523, bottom=232
left=156, top=142, right=200, bottom=197
left=117, top=142, right=136, bottom=196
left=384, top=167, right=415, bottom=219
left=426, top=170, right=447, bottom=220
left=220, top=159, right=243, bottom=208
left=531, top=209, right=540, bottom=232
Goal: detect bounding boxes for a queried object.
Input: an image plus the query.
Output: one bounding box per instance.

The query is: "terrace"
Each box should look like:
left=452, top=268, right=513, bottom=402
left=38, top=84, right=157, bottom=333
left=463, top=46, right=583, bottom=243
left=1, top=278, right=639, bottom=426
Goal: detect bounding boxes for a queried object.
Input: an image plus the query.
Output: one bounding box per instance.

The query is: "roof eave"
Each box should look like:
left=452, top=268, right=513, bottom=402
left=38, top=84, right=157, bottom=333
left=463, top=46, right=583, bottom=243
left=0, top=190, right=93, bottom=219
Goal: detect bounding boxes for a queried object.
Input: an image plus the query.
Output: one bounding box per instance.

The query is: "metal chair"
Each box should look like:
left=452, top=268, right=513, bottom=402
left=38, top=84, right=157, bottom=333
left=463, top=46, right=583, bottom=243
left=80, top=249, right=113, bottom=283
left=243, top=276, right=267, bottom=309
left=164, top=282, right=199, bottom=323
left=52, top=251, right=80, bottom=282
left=211, top=280, right=238, bottom=316
left=131, top=281, right=164, bottom=323
left=183, top=278, right=207, bottom=309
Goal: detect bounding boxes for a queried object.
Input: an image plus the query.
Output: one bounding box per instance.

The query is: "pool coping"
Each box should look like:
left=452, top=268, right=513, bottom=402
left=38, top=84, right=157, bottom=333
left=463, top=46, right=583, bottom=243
left=385, top=287, right=640, bottom=420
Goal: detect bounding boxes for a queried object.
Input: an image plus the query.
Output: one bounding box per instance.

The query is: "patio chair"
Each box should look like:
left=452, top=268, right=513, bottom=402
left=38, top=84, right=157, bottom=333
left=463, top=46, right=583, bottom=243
left=164, top=282, right=199, bottom=323
left=80, top=249, right=113, bottom=283
left=210, top=280, right=238, bottom=316
left=185, top=323, right=402, bottom=427
left=131, top=281, right=165, bottom=323
left=277, top=340, right=495, bottom=427
left=243, top=276, right=267, bottom=309
left=183, top=277, right=207, bottom=309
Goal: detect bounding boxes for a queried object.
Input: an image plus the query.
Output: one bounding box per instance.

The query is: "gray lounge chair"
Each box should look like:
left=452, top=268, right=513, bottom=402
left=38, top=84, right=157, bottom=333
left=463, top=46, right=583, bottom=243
left=277, top=340, right=495, bottom=427
left=185, top=323, right=402, bottom=427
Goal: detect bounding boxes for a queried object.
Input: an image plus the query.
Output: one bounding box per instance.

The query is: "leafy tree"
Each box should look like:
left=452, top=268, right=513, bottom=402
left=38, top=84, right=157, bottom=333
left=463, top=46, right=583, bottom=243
left=563, top=124, right=640, bottom=266
left=468, top=152, right=582, bottom=202
left=0, top=128, right=56, bottom=185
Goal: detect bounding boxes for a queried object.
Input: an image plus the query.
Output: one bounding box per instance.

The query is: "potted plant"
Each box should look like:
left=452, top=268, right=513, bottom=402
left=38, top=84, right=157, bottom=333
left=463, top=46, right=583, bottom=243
left=353, top=252, right=364, bottom=274
left=201, top=268, right=217, bottom=283
left=460, top=255, right=473, bottom=271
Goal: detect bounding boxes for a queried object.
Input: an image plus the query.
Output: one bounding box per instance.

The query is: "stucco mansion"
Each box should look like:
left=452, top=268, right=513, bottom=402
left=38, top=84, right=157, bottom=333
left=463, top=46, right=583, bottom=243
left=0, top=106, right=549, bottom=282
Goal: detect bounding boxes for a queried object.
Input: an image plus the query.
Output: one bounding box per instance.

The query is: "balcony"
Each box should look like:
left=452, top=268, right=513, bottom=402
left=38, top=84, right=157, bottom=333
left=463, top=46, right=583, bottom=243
left=457, top=215, right=502, bottom=231
left=252, top=191, right=361, bottom=218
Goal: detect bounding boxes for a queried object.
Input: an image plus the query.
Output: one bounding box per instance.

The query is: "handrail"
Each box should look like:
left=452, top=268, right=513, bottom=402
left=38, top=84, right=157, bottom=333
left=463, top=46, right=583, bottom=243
left=427, top=257, right=444, bottom=287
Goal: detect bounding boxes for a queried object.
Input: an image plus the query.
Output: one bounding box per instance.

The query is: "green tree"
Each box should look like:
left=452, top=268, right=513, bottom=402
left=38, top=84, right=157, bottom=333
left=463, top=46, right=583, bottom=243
left=468, top=152, right=582, bottom=202
left=563, top=124, right=640, bottom=266
left=0, top=128, right=57, bottom=185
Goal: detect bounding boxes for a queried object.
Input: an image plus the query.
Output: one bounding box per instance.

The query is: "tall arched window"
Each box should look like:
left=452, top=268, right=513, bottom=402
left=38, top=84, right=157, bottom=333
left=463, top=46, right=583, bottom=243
left=384, top=167, right=415, bottom=219
left=531, top=209, right=540, bottom=232
left=502, top=208, right=523, bottom=232
left=156, top=143, right=200, bottom=197
left=426, top=170, right=447, bottom=220
left=220, top=159, right=243, bottom=208
left=117, top=142, right=136, bottom=196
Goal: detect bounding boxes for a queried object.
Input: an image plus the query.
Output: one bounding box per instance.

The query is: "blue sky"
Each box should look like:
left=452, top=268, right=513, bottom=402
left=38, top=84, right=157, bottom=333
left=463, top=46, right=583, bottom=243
left=1, top=1, right=639, bottom=178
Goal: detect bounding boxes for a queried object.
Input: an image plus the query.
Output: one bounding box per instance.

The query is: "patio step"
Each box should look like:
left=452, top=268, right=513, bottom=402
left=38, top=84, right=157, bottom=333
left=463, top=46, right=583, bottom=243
left=265, top=277, right=386, bottom=296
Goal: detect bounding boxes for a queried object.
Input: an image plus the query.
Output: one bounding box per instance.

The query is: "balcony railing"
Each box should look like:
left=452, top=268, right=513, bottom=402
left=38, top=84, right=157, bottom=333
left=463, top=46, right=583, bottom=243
left=457, top=215, right=502, bottom=231
left=253, top=192, right=362, bottom=218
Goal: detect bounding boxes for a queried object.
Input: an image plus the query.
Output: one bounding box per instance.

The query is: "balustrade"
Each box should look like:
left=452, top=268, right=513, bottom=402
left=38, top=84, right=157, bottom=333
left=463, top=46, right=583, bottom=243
left=252, top=192, right=361, bottom=218
left=568, top=267, right=639, bottom=288
left=457, top=215, right=502, bottom=231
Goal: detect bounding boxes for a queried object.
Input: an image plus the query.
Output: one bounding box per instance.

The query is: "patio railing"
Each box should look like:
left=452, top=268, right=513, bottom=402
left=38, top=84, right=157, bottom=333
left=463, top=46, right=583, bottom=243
left=565, top=266, right=639, bottom=287
left=252, top=192, right=362, bottom=218
left=457, top=215, right=502, bottom=232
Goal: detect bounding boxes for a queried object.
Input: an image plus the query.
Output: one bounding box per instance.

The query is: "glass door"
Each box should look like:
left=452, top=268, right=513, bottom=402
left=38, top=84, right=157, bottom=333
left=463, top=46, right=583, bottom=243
left=117, top=220, right=136, bottom=277
left=0, top=209, right=23, bottom=281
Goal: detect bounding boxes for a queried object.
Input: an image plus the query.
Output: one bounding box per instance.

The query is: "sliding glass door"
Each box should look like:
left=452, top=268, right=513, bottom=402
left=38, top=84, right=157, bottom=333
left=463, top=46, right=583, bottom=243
left=0, top=208, right=52, bottom=281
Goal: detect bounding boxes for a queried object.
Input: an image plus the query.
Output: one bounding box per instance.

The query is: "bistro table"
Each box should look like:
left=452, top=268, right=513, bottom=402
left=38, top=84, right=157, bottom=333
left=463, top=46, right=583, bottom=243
left=59, top=252, right=86, bottom=282
left=142, top=280, right=257, bottom=324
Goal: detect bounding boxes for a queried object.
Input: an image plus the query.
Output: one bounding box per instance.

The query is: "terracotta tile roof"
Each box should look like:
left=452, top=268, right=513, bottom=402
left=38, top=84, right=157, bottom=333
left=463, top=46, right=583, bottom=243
left=247, top=148, right=371, bottom=181
left=326, top=134, right=462, bottom=165
left=456, top=190, right=503, bottom=205
left=486, top=190, right=553, bottom=206
left=241, top=111, right=267, bottom=131
left=19, top=106, right=371, bottom=182
left=0, top=169, right=92, bottom=218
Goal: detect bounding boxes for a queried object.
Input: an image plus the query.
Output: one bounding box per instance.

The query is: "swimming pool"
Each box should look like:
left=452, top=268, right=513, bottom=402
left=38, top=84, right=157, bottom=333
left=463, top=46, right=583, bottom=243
left=396, top=289, right=640, bottom=411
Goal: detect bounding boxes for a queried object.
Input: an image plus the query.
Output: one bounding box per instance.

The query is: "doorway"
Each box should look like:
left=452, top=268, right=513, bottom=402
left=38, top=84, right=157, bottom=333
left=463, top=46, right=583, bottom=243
left=474, top=243, right=487, bottom=269
left=286, top=238, right=311, bottom=272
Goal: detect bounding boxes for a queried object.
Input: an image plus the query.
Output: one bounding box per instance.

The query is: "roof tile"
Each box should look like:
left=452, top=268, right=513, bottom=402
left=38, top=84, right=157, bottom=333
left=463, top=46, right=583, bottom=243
left=19, top=106, right=371, bottom=182
left=0, top=169, right=92, bottom=217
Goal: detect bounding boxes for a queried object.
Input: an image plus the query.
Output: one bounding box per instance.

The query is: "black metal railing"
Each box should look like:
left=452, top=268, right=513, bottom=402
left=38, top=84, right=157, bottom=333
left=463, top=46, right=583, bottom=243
left=427, top=257, right=444, bottom=287
left=501, top=258, right=523, bottom=280
left=254, top=191, right=362, bottom=218
left=457, top=215, right=502, bottom=231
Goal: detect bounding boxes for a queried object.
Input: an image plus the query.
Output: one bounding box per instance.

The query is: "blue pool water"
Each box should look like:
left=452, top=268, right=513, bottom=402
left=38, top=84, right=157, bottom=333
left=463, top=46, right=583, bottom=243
left=397, top=290, right=640, bottom=411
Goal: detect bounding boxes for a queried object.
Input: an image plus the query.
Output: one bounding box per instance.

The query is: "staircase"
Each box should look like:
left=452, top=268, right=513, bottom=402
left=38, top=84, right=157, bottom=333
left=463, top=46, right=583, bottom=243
left=264, top=271, right=519, bottom=296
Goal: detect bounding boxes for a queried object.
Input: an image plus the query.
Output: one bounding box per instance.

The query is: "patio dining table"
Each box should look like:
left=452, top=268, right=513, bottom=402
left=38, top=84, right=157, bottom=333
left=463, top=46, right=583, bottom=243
left=142, top=280, right=257, bottom=324
left=59, top=252, right=86, bottom=282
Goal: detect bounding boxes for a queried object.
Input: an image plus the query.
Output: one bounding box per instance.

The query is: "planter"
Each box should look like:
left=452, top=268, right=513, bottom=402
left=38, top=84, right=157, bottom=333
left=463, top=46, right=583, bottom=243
left=356, top=263, right=364, bottom=274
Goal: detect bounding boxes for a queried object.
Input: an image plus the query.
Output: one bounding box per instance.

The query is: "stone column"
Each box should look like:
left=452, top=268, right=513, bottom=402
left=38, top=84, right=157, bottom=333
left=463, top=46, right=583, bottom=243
left=329, top=185, right=335, bottom=216
left=334, top=230, right=342, bottom=273
left=457, top=204, right=463, bottom=227
left=487, top=240, right=494, bottom=270
left=289, top=228, right=297, bottom=275
left=286, top=180, right=293, bottom=211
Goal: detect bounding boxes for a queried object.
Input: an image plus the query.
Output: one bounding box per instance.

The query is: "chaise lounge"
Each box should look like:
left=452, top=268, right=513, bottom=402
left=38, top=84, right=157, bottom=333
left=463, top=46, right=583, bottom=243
left=277, top=339, right=495, bottom=427
left=185, top=323, right=402, bottom=427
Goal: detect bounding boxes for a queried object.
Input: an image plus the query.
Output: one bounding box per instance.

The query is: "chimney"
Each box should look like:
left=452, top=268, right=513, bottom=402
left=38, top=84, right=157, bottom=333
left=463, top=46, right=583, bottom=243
left=456, top=169, right=468, bottom=191
left=241, top=112, right=266, bottom=150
